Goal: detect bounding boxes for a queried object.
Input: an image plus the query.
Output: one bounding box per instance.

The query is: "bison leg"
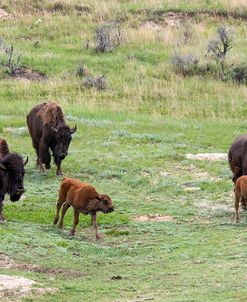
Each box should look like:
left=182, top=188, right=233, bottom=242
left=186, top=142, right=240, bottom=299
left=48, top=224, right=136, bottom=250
left=58, top=202, right=70, bottom=229
left=0, top=199, right=5, bottom=222
left=235, top=191, right=241, bottom=223
left=91, top=213, right=102, bottom=240
left=54, top=157, right=63, bottom=176
left=232, top=166, right=242, bottom=183
left=70, top=208, right=80, bottom=235
left=38, top=141, right=51, bottom=173
left=241, top=196, right=247, bottom=211
left=54, top=200, right=64, bottom=225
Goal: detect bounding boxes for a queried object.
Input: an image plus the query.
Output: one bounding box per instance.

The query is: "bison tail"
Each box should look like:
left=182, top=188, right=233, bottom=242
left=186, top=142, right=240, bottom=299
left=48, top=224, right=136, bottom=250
left=0, top=139, right=10, bottom=159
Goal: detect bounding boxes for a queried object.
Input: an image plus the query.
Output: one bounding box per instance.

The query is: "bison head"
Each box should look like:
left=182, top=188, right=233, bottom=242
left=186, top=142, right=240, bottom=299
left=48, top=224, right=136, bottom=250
left=0, top=153, right=28, bottom=201
left=96, top=194, right=114, bottom=213
left=52, top=125, right=76, bottom=160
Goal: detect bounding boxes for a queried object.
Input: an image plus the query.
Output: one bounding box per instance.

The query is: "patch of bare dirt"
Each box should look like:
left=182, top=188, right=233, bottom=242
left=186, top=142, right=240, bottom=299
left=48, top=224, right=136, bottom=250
left=134, top=214, right=175, bottom=222
left=133, top=9, right=247, bottom=23
left=0, top=8, right=14, bottom=21
left=196, top=201, right=233, bottom=213
left=11, top=66, right=47, bottom=81
left=140, top=21, right=166, bottom=32
left=0, top=254, right=83, bottom=278
left=186, top=153, right=227, bottom=161
left=0, top=274, right=35, bottom=300
left=0, top=274, right=56, bottom=301
left=164, top=12, right=184, bottom=26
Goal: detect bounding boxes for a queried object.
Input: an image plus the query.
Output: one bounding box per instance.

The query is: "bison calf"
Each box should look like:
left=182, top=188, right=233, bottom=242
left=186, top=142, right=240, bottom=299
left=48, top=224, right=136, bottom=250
left=234, top=175, right=247, bottom=223
left=54, top=177, right=114, bottom=239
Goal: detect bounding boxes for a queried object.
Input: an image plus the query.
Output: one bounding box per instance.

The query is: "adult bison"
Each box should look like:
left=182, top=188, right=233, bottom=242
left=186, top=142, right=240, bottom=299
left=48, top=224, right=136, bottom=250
left=27, top=101, right=76, bottom=176
left=228, top=134, right=247, bottom=183
left=0, top=139, right=28, bottom=221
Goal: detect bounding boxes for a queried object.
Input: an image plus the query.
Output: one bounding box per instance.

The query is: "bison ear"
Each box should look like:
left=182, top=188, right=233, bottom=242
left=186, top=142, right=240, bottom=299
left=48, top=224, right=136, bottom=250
left=0, top=162, right=6, bottom=171
left=70, top=125, right=77, bottom=134
left=51, top=126, right=58, bottom=133
left=96, top=195, right=102, bottom=201
left=23, top=156, right=28, bottom=166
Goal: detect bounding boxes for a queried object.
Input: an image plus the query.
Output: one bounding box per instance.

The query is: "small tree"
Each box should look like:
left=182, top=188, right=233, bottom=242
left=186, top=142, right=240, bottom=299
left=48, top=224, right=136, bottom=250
left=207, top=27, right=232, bottom=59
left=0, top=38, right=22, bottom=75
left=207, top=26, right=232, bottom=80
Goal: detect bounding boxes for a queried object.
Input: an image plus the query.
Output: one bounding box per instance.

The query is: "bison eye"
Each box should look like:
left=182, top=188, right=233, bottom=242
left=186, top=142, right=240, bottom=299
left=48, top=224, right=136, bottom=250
left=103, top=200, right=108, bottom=205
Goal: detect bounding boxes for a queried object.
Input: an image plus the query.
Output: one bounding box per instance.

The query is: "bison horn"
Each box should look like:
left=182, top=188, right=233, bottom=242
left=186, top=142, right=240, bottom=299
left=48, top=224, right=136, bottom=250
left=70, top=125, right=77, bottom=134
left=0, top=162, right=6, bottom=171
left=23, top=156, right=28, bottom=166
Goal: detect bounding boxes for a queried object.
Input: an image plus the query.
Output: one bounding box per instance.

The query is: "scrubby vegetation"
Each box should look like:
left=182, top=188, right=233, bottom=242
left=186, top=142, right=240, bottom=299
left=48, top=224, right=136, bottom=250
left=1, top=1, right=247, bottom=301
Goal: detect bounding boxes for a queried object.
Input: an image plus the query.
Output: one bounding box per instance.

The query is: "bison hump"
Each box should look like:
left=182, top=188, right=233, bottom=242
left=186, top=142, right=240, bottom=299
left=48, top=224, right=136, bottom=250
left=37, top=101, right=64, bottom=126
left=0, top=139, right=10, bottom=159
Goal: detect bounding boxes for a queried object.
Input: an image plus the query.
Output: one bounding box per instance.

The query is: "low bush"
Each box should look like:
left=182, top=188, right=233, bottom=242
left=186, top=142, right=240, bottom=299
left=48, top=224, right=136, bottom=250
left=95, top=22, right=122, bottom=53
left=231, top=64, right=247, bottom=85
left=171, top=54, right=199, bottom=76
left=0, top=38, right=22, bottom=76
left=83, top=75, right=107, bottom=90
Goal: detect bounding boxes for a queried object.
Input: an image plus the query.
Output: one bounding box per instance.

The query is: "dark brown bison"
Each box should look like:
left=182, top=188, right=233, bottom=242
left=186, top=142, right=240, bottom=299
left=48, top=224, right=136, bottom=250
left=26, top=101, right=76, bottom=176
left=228, top=134, right=247, bottom=183
left=54, top=177, right=114, bottom=239
left=0, top=139, right=28, bottom=221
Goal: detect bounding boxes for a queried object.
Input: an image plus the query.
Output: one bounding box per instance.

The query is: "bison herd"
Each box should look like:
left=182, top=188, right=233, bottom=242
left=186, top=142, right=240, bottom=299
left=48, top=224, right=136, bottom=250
left=2, top=100, right=247, bottom=238
left=0, top=101, right=114, bottom=240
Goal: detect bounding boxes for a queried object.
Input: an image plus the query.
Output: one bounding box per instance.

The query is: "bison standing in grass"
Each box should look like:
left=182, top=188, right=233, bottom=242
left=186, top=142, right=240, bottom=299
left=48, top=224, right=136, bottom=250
left=234, top=175, right=247, bottom=222
left=0, top=139, right=28, bottom=221
left=228, top=134, right=247, bottom=183
left=54, top=177, right=114, bottom=239
left=27, top=101, right=76, bottom=176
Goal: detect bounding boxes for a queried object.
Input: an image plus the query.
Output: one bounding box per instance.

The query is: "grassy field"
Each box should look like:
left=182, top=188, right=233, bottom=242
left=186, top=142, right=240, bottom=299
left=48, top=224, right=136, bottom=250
left=1, top=1, right=247, bottom=301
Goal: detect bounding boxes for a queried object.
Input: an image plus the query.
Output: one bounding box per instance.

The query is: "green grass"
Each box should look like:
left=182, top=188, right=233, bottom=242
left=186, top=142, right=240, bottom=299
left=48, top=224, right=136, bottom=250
left=1, top=1, right=247, bottom=301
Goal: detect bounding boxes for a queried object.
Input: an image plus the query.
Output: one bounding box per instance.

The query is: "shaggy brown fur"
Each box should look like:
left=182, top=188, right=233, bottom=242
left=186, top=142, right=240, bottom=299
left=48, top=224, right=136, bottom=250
left=0, top=139, right=9, bottom=159
left=228, top=134, right=247, bottom=183
left=37, top=101, right=64, bottom=127
left=54, top=177, right=114, bottom=239
left=0, top=139, right=28, bottom=221
left=27, top=101, right=76, bottom=176
left=234, top=176, right=247, bottom=223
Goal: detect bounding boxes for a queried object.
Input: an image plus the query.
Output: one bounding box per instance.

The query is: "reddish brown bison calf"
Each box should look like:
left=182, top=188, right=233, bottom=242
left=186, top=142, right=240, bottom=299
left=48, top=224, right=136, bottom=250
left=54, top=177, right=114, bottom=239
left=234, top=175, right=247, bottom=223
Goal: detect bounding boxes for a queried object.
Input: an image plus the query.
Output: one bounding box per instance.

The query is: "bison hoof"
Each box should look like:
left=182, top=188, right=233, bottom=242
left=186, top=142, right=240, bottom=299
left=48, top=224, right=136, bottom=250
left=96, top=234, right=103, bottom=240
left=54, top=217, right=59, bottom=225
left=70, top=230, right=75, bottom=236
